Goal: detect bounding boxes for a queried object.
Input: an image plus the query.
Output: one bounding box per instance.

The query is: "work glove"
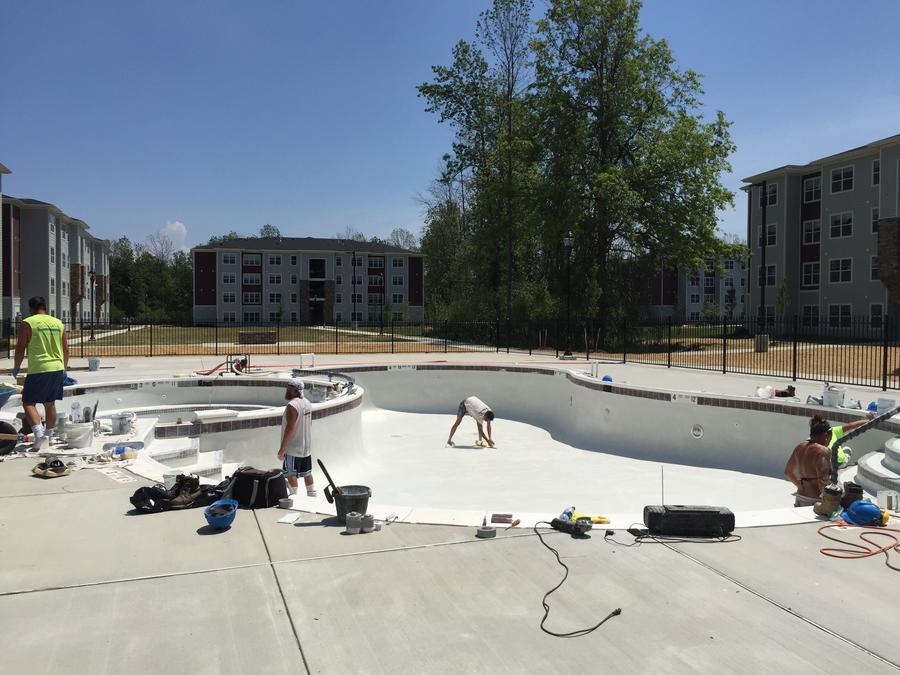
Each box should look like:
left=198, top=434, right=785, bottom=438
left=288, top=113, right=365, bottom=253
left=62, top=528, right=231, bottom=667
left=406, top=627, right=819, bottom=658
left=11, top=367, right=19, bottom=378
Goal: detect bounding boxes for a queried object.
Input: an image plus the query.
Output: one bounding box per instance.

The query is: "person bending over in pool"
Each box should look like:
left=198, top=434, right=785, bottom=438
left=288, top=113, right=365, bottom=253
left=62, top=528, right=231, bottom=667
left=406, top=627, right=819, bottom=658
left=446, top=396, right=495, bottom=448
left=277, top=378, right=316, bottom=497
left=785, top=415, right=833, bottom=507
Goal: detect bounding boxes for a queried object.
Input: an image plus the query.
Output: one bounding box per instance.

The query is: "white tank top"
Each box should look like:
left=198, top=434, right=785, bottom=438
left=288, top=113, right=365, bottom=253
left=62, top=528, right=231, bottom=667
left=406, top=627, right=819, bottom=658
left=282, top=396, right=312, bottom=457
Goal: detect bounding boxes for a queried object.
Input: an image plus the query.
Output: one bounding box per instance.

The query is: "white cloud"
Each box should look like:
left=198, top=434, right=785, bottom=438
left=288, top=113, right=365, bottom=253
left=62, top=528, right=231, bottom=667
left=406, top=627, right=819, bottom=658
left=160, top=220, right=188, bottom=251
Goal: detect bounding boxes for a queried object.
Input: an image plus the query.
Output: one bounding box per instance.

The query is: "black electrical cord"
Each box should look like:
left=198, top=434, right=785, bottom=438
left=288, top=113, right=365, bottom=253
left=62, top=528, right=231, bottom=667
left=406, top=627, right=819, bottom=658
left=533, top=521, right=621, bottom=638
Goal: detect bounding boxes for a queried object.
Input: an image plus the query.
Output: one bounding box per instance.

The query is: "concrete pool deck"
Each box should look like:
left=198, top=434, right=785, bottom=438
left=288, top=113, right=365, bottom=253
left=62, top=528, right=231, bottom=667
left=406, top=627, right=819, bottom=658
left=2, top=353, right=899, bottom=673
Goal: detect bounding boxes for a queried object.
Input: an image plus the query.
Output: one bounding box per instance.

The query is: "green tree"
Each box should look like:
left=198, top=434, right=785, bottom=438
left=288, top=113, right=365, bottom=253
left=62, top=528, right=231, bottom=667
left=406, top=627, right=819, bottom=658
left=258, top=224, right=281, bottom=239
left=205, top=230, right=241, bottom=246
left=388, top=227, right=419, bottom=251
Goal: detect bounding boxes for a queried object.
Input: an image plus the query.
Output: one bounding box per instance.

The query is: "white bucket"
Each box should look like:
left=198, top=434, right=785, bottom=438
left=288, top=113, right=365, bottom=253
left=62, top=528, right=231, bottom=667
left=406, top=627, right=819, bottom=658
left=88, top=357, right=101, bottom=372
left=877, top=398, right=896, bottom=415
left=66, top=422, right=94, bottom=449
left=822, top=386, right=846, bottom=408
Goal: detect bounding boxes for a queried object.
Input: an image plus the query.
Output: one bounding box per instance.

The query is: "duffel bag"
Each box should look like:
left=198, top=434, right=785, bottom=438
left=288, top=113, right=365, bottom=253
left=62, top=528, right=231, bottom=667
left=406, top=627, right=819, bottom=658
left=130, top=484, right=172, bottom=513
left=224, top=467, right=288, bottom=508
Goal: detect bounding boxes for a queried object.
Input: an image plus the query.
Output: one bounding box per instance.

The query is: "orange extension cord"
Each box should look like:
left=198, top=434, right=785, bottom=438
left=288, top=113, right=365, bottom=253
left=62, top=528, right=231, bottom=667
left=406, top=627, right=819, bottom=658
left=818, top=524, right=900, bottom=571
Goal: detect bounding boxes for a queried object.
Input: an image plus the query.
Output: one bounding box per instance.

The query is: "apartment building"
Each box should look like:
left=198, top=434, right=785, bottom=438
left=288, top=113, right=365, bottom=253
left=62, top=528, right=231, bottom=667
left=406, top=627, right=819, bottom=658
left=1, top=196, right=111, bottom=326
left=191, top=237, right=424, bottom=324
left=743, top=134, right=900, bottom=328
left=678, top=258, right=746, bottom=322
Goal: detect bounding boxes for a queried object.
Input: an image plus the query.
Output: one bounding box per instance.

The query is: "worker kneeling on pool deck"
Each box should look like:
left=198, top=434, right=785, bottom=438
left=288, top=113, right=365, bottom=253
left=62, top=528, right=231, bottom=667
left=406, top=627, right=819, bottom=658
left=277, top=378, right=316, bottom=497
left=785, top=416, right=833, bottom=507
left=447, top=396, right=495, bottom=448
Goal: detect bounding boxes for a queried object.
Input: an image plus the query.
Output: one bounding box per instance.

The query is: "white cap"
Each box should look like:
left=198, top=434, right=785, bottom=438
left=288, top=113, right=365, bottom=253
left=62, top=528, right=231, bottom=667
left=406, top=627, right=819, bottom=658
left=286, top=377, right=305, bottom=390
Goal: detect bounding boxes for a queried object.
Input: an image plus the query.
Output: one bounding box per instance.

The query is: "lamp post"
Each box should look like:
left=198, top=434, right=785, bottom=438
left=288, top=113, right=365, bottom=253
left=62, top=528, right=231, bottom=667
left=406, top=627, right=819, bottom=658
left=752, top=180, right=769, bottom=352
left=351, top=250, right=357, bottom=330
left=562, top=231, right=574, bottom=358
left=88, top=269, right=96, bottom=341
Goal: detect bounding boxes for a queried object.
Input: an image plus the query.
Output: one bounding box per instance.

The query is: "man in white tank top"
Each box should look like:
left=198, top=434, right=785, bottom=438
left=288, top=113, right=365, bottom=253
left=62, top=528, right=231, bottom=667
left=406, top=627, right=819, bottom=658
left=278, top=377, right=316, bottom=496
left=446, top=395, right=495, bottom=448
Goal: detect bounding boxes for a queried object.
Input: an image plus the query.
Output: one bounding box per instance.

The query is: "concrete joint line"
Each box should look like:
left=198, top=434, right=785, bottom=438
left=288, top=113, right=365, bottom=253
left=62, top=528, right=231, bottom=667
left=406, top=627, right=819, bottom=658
left=663, top=541, right=900, bottom=670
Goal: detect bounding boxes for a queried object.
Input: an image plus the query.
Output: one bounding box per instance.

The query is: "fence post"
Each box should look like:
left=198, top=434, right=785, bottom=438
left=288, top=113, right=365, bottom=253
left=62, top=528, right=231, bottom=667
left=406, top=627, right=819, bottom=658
left=882, top=315, right=890, bottom=391
left=792, top=315, right=799, bottom=382
left=722, top=316, right=727, bottom=374
left=149, top=322, right=153, bottom=357
left=667, top=317, right=672, bottom=368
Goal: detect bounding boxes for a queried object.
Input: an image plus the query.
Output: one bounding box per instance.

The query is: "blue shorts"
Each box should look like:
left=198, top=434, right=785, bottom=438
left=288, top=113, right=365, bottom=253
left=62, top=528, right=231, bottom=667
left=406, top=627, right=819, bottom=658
left=22, top=371, right=65, bottom=405
left=283, top=454, right=312, bottom=478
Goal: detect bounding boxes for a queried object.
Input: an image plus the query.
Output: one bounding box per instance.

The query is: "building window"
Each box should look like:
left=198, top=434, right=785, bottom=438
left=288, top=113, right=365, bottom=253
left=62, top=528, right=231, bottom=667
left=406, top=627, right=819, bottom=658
left=759, top=183, right=777, bottom=207
left=829, top=258, right=852, bottom=283
left=335, top=312, right=343, bottom=323
left=290, top=274, right=297, bottom=285
left=872, top=304, right=884, bottom=329
left=368, top=294, right=384, bottom=305
left=872, top=207, right=880, bottom=233
left=802, top=262, right=819, bottom=287
left=724, top=278, right=734, bottom=288
left=223, top=254, right=237, bottom=265
left=703, top=277, right=715, bottom=289
left=802, top=305, right=819, bottom=328
left=351, top=293, right=362, bottom=304
left=243, top=273, right=261, bottom=285
left=873, top=159, right=881, bottom=186
left=268, top=292, right=282, bottom=304
left=871, top=256, right=879, bottom=281
left=335, top=256, right=342, bottom=267
left=242, top=292, right=261, bottom=304
left=243, top=311, right=261, bottom=323
left=243, top=254, right=261, bottom=266
left=268, top=274, right=281, bottom=285
left=369, top=275, right=384, bottom=286
left=757, top=265, right=775, bottom=287
left=290, top=312, right=298, bottom=322
left=290, top=255, right=297, bottom=266
left=50, top=278, right=56, bottom=294
left=758, top=223, right=776, bottom=247
left=62, top=281, right=68, bottom=296
left=223, top=292, right=236, bottom=303
left=50, top=221, right=55, bottom=233
left=336, top=275, right=343, bottom=285
left=689, top=293, right=700, bottom=304
left=724, top=260, right=734, bottom=270
left=829, top=304, right=851, bottom=328
left=830, top=166, right=853, bottom=193
left=351, top=311, right=363, bottom=322
left=352, top=256, right=363, bottom=268
left=392, top=311, right=403, bottom=321
left=802, top=220, right=821, bottom=244
left=803, top=176, right=821, bottom=203
left=268, top=312, right=280, bottom=323
left=223, top=273, right=236, bottom=284
left=353, top=275, right=363, bottom=286
left=287, top=293, right=295, bottom=303
left=392, top=257, right=405, bottom=268
left=392, top=276, right=404, bottom=286
left=829, top=212, right=853, bottom=239
left=689, top=275, right=700, bottom=287
left=368, top=257, right=385, bottom=269
left=268, top=255, right=282, bottom=266
left=688, top=311, right=700, bottom=322
left=335, top=293, right=343, bottom=304
left=62, top=253, right=67, bottom=268
left=50, top=247, right=56, bottom=264
left=392, top=293, right=404, bottom=304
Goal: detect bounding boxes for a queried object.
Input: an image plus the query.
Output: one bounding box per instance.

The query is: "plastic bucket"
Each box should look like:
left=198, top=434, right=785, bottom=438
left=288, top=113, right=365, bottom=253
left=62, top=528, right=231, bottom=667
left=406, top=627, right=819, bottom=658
left=334, top=485, right=371, bottom=524
left=66, top=422, right=94, bottom=449
left=823, top=386, right=846, bottom=408
left=88, top=357, right=100, bottom=372
left=877, top=398, right=896, bottom=415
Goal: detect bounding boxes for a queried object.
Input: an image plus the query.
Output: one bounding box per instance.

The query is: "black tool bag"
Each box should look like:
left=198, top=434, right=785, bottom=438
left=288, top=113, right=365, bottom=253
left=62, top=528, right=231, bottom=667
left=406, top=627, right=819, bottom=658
left=224, top=467, right=288, bottom=508
left=129, top=484, right=172, bottom=513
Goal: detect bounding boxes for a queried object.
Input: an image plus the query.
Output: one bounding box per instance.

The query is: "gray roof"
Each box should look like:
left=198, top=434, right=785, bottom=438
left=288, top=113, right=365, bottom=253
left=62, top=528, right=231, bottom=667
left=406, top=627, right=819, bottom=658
left=0, top=163, right=10, bottom=174
left=192, top=237, right=419, bottom=255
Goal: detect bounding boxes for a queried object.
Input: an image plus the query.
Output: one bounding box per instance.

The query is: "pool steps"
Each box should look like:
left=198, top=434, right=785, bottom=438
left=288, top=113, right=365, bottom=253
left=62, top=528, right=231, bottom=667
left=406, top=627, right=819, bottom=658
left=856, top=437, right=900, bottom=494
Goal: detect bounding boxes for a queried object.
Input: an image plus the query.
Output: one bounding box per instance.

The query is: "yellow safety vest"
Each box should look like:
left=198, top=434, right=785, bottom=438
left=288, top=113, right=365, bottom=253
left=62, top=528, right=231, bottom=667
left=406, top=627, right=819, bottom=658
left=23, top=314, right=65, bottom=374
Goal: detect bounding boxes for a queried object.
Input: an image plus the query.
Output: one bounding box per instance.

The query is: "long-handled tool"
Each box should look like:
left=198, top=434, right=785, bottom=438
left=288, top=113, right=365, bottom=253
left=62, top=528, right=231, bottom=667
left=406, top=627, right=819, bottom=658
left=317, top=459, right=342, bottom=504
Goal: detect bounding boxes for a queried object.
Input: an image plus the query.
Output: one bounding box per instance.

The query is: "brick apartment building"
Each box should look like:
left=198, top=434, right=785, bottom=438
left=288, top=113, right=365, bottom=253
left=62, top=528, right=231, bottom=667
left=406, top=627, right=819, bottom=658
left=191, top=237, right=424, bottom=324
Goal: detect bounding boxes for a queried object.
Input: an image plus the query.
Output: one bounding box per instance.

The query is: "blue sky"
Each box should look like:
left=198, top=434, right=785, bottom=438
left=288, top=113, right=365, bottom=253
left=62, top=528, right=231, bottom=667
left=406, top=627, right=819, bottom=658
left=2, top=0, right=898, bottom=250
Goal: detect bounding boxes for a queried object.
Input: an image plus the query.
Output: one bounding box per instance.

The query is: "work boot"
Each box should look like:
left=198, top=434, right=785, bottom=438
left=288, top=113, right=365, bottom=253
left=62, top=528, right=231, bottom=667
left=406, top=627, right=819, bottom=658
left=169, top=475, right=201, bottom=509
left=165, top=474, right=187, bottom=500
left=814, top=487, right=842, bottom=517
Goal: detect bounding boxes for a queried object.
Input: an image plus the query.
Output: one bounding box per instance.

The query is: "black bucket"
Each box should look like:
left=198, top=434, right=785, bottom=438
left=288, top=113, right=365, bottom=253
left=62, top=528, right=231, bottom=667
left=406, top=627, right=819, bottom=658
left=334, top=485, right=371, bottom=523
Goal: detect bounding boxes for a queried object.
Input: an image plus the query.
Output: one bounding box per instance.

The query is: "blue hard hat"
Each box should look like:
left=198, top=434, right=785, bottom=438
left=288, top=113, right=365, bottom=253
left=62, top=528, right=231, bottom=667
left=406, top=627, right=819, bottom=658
left=843, top=499, right=882, bottom=526
left=867, top=401, right=878, bottom=412
left=601, top=375, right=613, bottom=382
left=204, top=499, right=238, bottom=530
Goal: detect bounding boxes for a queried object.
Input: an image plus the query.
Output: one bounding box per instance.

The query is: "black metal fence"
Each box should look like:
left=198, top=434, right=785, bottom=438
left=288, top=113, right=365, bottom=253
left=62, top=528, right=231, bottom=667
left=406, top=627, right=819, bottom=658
left=6, top=315, right=900, bottom=390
